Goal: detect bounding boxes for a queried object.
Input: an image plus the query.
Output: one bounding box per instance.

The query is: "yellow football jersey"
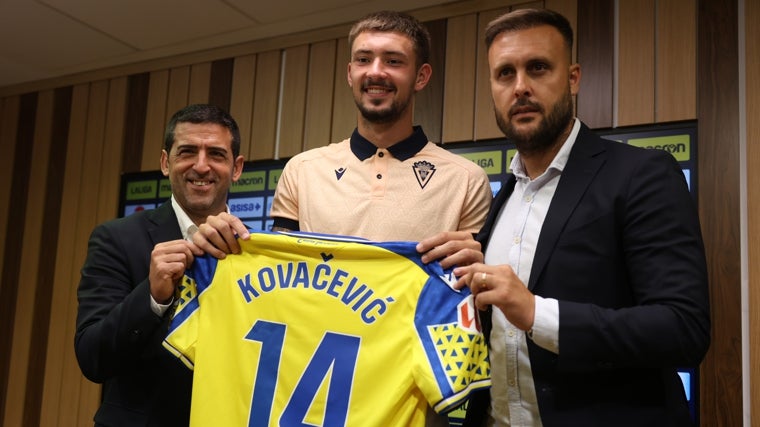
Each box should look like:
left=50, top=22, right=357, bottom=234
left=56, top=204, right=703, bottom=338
left=163, top=232, right=490, bottom=426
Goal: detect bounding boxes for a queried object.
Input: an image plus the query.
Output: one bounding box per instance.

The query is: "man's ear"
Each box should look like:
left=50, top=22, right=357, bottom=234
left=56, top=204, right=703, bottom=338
left=232, top=155, right=245, bottom=182
left=414, top=63, right=433, bottom=92
left=569, top=63, right=581, bottom=96
left=160, top=150, right=170, bottom=177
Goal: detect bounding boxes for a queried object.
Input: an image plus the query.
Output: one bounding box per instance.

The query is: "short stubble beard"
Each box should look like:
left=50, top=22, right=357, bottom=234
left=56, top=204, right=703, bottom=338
left=495, top=89, right=574, bottom=156
left=355, top=79, right=412, bottom=125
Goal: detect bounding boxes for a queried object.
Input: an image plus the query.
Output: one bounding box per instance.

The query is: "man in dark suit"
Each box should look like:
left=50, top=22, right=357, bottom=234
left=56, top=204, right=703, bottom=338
left=75, top=104, right=246, bottom=426
left=453, top=8, right=711, bottom=426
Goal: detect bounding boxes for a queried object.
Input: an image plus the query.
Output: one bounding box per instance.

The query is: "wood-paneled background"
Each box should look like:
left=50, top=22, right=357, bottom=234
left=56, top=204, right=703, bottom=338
left=0, top=0, right=754, bottom=425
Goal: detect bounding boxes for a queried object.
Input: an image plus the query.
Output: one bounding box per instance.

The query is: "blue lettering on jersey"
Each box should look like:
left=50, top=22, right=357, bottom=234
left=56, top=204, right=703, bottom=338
left=235, top=262, right=396, bottom=324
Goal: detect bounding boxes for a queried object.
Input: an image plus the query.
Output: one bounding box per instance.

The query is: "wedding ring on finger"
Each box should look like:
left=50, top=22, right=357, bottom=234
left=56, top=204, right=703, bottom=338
left=479, top=271, right=488, bottom=291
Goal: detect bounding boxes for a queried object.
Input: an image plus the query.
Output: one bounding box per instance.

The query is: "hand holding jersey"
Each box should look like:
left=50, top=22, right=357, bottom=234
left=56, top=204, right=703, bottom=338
left=191, top=211, right=250, bottom=259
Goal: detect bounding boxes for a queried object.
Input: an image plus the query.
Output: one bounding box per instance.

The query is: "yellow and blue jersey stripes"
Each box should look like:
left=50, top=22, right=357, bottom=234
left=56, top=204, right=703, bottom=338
left=163, top=231, right=490, bottom=427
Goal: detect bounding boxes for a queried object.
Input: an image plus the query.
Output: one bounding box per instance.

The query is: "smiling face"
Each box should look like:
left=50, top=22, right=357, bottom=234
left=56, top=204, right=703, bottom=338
left=347, top=30, right=431, bottom=126
left=160, top=122, right=244, bottom=224
left=488, top=25, right=580, bottom=155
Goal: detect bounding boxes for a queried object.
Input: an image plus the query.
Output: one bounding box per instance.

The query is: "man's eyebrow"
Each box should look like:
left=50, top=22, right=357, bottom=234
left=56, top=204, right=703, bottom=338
left=353, top=48, right=407, bottom=57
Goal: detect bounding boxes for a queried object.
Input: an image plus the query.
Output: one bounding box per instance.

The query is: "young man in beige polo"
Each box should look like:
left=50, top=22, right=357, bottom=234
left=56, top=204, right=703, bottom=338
left=270, top=10, right=492, bottom=243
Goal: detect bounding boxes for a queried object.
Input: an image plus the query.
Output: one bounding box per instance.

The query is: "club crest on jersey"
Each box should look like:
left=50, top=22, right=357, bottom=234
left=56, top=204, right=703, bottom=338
left=438, top=270, right=457, bottom=289
left=412, top=161, right=436, bottom=189
left=335, top=167, right=347, bottom=181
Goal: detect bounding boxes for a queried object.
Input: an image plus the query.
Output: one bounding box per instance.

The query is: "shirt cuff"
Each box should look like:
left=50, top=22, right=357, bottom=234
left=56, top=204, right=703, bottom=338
left=150, top=295, right=174, bottom=316
left=530, top=296, right=559, bottom=354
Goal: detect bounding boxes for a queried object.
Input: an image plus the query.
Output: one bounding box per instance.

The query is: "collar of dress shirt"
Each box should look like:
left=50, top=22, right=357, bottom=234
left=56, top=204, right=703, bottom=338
left=509, top=118, right=582, bottom=181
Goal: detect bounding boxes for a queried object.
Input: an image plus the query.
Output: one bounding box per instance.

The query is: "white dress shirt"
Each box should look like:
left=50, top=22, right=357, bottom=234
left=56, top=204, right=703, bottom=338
left=484, top=119, right=581, bottom=426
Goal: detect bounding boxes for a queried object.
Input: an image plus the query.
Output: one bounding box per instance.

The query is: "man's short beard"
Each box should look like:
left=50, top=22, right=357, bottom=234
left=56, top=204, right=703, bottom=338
left=356, top=97, right=409, bottom=125
left=495, top=89, right=574, bottom=156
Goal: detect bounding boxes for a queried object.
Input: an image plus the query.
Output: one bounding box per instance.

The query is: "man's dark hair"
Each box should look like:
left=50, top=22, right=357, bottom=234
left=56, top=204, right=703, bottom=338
left=485, top=8, right=574, bottom=61
left=163, top=104, right=241, bottom=157
left=348, top=10, right=431, bottom=69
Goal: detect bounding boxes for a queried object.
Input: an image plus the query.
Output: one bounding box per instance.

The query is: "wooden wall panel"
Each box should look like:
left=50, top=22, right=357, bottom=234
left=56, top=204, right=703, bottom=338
left=166, top=66, right=191, bottom=122
left=617, top=0, right=655, bottom=126
left=230, top=54, right=257, bottom=159
left=544, top=0, right=577, bottom=62
left=697, top=0, right=742, bottom=425
left=748, top=0, right=760, bottom=423
left=474, top=9, right=505, bottom=141
left=209, top=58, right=234, bottom=112
left=656, top=0, right=696, bottom=122
left=36, top=86, right=72, bottom=427
left=250, top=50, right=281, bottom=160
left=122, top=73, right=150, bottom=173
left=304, top=40, right=336, bottom=151
left=278, top=45, right=309, bottom=158
left=3, top=92, right=48, bottom=427
left=576, top=0, right=614, bottom=129
left=0, top=96, right=17, bottom=416
left=97, top=78, right=128, bottom=220
left=0, top=96, right=19, bottom=283
left=74, top=81, right=112, bottom=426
left=188, top=62, right=212, bottom=105
left=141, top=70, right=169, bottom=170
left=49, top=84, right=89, bottom=426
left=415, top=19, right=446, bottom=144
left=0, top=92, right=35, bottom=424
left=442, top=13, right=478, bottom=143
left=330, top=37, right=355, bottom=143
left=71, top=80, right=119, bottom=426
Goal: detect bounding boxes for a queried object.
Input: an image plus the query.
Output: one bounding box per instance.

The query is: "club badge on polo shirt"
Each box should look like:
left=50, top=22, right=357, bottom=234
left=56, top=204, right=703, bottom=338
left=413, top=161, right=436, bottom=189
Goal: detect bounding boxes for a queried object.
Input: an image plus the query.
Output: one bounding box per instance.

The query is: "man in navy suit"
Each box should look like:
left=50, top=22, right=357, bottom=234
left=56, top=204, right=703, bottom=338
left=75, top=104, right=246, bottom=426
left=454, top=8, right=710, bottom=427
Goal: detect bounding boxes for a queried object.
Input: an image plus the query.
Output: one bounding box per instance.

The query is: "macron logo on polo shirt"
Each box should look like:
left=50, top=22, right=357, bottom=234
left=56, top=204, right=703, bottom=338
left=335, top=167, right=347, bottom=180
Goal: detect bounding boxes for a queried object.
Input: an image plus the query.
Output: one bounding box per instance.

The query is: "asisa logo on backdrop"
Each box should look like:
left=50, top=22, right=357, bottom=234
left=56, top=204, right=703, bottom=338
left=229, top=197, right=265, bottom=219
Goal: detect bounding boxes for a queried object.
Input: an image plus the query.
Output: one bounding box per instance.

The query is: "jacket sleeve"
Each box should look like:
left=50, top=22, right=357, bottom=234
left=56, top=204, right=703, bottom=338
left=74, top=220, right=171, bottom=383
left=555, top=148, right=710, bottom=371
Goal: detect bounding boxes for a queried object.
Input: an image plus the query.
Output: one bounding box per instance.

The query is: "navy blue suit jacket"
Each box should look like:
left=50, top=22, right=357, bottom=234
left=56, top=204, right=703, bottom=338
left=75, top=201, right=192, bottom=426
left=465, top=124, right=710, bottom=427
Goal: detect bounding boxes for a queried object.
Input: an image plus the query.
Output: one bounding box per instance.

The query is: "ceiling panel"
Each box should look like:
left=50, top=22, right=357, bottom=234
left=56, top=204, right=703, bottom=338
left=0, top=0, right=134, bottom=74
left=0, top=0, right=455, bottom=90
left=225, top=0, right=364, bottom=23
left=38, top=0, right=257, bottom=49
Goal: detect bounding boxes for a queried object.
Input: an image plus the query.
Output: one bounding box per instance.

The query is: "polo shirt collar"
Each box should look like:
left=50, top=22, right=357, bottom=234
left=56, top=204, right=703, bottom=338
left=350, top=125, right=428, bottom=161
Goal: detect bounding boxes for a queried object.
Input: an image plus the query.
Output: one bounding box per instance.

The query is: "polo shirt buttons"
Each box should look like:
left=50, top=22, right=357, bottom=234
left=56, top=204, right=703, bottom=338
left=376, top=174, right=382, bottom=179
left=378, top=152, right=384, bottom=157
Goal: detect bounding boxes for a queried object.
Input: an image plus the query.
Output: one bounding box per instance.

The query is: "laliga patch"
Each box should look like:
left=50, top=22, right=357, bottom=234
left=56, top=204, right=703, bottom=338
left=412, top=161, right=436, bottom=189
left=457, top=295, right=482, bottom=333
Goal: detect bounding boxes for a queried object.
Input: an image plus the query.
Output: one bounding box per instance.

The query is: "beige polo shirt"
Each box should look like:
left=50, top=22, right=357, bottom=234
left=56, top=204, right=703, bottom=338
left=270, top=126, right=492, bottom=241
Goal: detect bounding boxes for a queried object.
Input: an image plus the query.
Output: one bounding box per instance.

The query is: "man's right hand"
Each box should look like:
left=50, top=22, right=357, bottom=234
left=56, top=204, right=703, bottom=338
left=192, top=212, right=250, bottom=259
left=149, top=239, right=200, bottom=303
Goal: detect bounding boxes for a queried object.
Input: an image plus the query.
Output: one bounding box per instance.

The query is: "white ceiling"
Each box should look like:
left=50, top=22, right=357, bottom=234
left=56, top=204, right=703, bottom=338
left=0, top=0, right=452, bottom=91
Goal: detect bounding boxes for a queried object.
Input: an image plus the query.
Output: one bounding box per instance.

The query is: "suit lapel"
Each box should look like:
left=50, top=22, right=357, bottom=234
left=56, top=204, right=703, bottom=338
left=146, top=200, right=182, bottom=244
left=478, top=174, right=517, bottom=249
left=528, top=125, right=606, bottom=290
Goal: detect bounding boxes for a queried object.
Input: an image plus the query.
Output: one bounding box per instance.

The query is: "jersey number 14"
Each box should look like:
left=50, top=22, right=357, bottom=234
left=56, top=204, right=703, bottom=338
left=246, top=320, right=360, bottom=426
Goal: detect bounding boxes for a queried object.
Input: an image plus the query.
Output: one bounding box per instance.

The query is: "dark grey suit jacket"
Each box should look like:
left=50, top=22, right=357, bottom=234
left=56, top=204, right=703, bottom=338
left=465, top=123, right=710, bottom=427
left=75, top=201, right=192, bottom=426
